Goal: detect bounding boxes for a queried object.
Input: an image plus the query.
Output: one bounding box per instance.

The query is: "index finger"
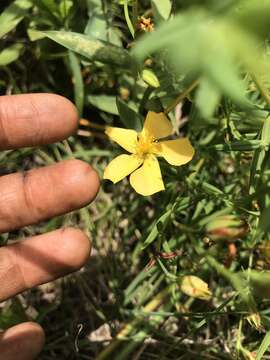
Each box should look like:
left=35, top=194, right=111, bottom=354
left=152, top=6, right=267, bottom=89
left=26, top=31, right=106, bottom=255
left=0, top=93, right=78, bottom=150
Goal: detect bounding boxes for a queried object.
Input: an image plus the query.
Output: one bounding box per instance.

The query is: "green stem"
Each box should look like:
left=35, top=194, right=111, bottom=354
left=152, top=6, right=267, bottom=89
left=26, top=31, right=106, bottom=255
left=124, top=0, right=135, bottom=38
left=132, top=0, right=138, bottom=23
left=164, top=78, right=199, bottom=114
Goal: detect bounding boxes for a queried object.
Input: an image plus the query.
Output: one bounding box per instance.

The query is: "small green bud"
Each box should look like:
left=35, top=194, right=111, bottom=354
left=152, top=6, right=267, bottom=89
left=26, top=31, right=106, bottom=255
left=142, top=69, right=160, bottom=88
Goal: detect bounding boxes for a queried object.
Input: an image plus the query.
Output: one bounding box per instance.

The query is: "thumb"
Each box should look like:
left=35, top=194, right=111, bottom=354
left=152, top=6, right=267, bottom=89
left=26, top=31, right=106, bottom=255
left=0, top=322, right=45, bottom=360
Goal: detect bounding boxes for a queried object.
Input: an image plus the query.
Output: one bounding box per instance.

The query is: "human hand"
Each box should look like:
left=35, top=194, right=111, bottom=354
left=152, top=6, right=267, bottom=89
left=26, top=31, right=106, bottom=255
left=0, top=94, right=100, bottom=359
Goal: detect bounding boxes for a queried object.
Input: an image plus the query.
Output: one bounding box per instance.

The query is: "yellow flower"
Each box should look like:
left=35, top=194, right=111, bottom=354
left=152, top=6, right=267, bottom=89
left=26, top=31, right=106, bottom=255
left=104, top=111, right=195, bottom=196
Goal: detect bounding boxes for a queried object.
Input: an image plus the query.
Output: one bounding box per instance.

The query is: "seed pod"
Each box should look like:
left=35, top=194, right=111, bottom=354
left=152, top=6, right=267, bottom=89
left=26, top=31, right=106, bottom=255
left=206, top=215, right=249, bottom=242
left=179, top=275, right=212, bottom=301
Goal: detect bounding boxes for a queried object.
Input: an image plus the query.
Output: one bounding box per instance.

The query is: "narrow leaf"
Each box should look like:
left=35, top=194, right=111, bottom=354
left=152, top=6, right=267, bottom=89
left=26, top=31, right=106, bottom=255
left=88, top=95, right=118, bottom=115
left=212, top=140, right=262, bottom=152
left=43, top=31, right=131, bottom=66
left=255, top=330, right=270, bottom=360
left=68, top=51, right=84, bottom=116
left=261, top=116, right=270, bottom=145
left=141, top=209, right=172, bottom=250
left=116, top=98, right=142, bottom=131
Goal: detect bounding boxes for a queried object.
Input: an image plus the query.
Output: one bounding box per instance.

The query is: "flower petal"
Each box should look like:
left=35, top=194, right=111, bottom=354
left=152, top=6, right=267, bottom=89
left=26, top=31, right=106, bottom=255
left=104, top=154, right=142, bottom=184
left=155, top=138, right=195, bottom=166
left=105, top=126, right=138, bottom=153
left=130, top=155, right=165, bottom=196
left=142, top=111, right=173, bottom=140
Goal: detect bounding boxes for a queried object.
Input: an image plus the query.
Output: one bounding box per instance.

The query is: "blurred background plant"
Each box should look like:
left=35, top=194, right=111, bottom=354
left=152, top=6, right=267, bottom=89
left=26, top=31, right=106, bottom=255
left=2, top=0, right=270, bottom=358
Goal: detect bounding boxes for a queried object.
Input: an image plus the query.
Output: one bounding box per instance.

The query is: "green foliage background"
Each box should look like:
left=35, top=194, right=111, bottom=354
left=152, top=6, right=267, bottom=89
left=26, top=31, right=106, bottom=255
left=2, top=0, right=270, bottom=359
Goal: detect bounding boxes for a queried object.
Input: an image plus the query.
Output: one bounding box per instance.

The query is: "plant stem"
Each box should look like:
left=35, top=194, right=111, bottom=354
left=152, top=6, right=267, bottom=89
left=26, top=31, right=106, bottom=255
left=79, top=118, right=106, bottom=130
left=132, top=0, right=138, bottom=23
left=95, top=286, right=171, bottom=360
left=124, top=0, right=135, bottom=38
left=164, top=78, right=199, bottom=115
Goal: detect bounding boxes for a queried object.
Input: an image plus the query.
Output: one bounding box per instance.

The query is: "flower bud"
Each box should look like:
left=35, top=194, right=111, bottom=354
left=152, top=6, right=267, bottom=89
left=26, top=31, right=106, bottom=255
left=142, top=69, right=160, bottom=88
left=137, top=16, right=154, bottom=33
left=246, top=312, right=263, bottom=331
left=179, top=275, right=212, bottom=301
left=206, top=215, right=248, bottom=242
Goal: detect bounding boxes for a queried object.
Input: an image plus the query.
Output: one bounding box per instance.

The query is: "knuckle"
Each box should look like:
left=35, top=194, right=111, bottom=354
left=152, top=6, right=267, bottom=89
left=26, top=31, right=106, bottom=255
left=23, top=97, right=43, bottom=143
left=20, top=171, right=40, bottom=222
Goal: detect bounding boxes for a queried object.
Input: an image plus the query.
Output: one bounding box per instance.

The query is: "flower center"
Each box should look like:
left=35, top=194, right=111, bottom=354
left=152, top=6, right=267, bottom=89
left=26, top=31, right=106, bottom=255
left=136, top=132, right=156, bottom=157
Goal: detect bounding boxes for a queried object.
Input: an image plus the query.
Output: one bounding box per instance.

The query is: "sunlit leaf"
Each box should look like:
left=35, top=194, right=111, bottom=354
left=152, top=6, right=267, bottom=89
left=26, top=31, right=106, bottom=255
left=0, top=0, right=32, bottom=39
left=0, top=44, right=24, bottom=66
left=88, top=95, right=118, bottom=115
left=151, top=0, right=172, bottom=20
left=43, top=30, right=131, bottom=66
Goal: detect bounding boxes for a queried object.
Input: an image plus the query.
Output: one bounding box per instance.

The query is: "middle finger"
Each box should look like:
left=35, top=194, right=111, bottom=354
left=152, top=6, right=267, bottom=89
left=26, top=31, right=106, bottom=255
left=0, top=159, right=99, bottom=233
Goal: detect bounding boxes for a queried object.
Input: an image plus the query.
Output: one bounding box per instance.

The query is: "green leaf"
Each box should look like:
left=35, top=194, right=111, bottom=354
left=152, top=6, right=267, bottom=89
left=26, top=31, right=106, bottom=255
left=42, top=31, right=131, bottom=66
left=140, top=209, right=172, bottom=250
left=59, top=0, right=73, bottom=19
left=151, top=0, right=172, bottom=21
left=212, top=140, right=262, bottom=152
left=196, top=77, right=220, bottom=119
left=0, top=43, right=24, bottom=66
left=0, top=0, right=32, bottom=39
left=27, top=29, right=45, bottom=41
left=68, top=51, right=84, bottom=116
left=116, top=98, right=142, bottom=131
left=85, top=0, right=121, bottom=46
left=255, top=330, right=270, bottom=360
left=88, top=95, right=118, bottom=115
left=85, top=0, right=108, bottom=41
left=261, top=116, right=270, bottom=146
